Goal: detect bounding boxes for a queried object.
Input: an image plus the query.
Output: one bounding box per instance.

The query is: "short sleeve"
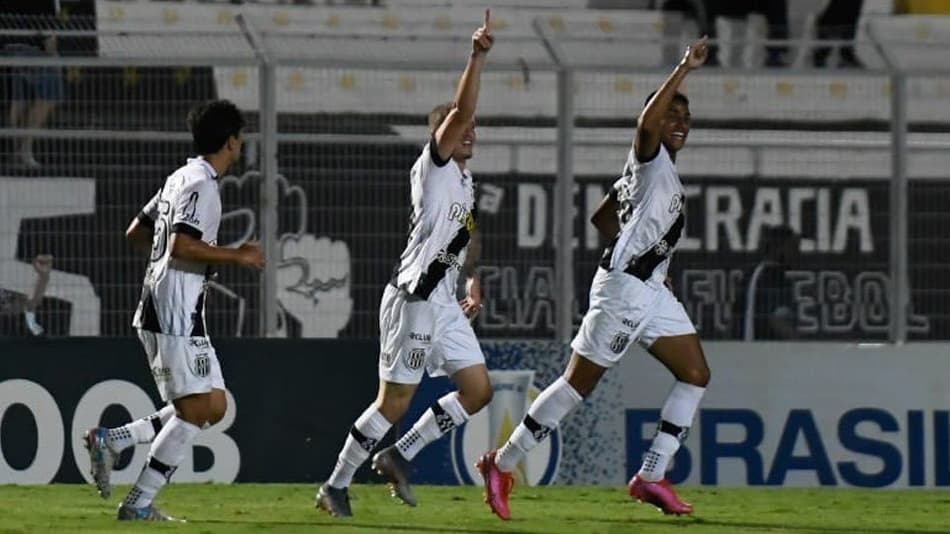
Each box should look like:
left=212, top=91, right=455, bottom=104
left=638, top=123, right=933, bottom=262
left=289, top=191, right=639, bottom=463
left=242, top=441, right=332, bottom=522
left=137, top=188, right=161, bottom=227
left=428, top=136, right=450, bottom=168
left=171, top=179, right=219, bottom=241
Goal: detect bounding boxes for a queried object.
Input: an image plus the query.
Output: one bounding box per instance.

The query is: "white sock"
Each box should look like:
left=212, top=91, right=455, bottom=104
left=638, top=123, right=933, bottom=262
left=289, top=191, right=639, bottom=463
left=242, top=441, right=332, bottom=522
left=124, top=416, right=200, bottom=508
left=106, top=405, right=176, bottom=453
left=496, top=377, right=582, bottom=473
left=638, top=381, right=706, bottom=482
left=326, top=405, right=391, bottom=489
left=395, top=393, right=469, bottom=461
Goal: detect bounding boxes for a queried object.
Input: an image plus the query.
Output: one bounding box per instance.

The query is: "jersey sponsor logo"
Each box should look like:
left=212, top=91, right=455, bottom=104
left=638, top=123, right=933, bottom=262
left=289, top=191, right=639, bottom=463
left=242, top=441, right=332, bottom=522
left=152, top=366, right=171, bottom=380
left=451, top=370, right=560, bottom=486
left=622, top=318, right=639, bottom=329
left=654, top=239, right=671, bottom=257
left=409, top=332, right=432, bottom=342
left=404, top=348, right=426, bottom=370
left=189, top=337, right=210, bottom=349
left=610, top=331, right=630, bottom=354
left=448, top=202, right=477, bottom=233
left=435, top=249, right=462, bottom=271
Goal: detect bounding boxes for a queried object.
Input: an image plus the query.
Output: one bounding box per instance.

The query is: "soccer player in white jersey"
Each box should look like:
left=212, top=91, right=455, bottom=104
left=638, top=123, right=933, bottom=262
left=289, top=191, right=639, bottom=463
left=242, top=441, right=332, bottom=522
left=479, top=37, right=711, bottom=520
left=82, top=100, right=264, bottom=521
left=316, top=11, right=495, bottom=518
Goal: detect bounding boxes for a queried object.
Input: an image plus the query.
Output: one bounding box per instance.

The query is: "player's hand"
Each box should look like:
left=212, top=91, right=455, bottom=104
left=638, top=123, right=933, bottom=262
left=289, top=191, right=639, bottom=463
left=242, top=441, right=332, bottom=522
left=32, top=254, right=53, bottom=276
left=472, top=9, right=494, bottom=56
left=237, top=240, right=265, bottom=271
left=680, top=36, right=708, bottom=70
left=459, top=273, right=483, bottom=321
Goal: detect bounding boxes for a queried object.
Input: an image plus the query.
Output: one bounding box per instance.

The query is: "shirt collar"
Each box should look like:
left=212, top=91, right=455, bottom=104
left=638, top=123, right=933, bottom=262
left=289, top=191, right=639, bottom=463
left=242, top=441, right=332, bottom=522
left=187, top=156, right=218, bottom=179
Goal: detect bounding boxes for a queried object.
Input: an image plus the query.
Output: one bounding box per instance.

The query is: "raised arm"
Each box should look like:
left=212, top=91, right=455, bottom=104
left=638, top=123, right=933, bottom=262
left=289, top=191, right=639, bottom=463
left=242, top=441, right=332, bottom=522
left=634, top=36, right=707, bottom=162
left=433, top=9, right=494, bottom=163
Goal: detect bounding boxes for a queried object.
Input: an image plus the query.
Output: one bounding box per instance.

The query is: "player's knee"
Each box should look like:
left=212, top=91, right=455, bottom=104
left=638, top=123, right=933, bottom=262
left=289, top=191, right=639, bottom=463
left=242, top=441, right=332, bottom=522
left=208, top=399, right=227, bottom=425
left=678, top=365, right=710, bottom=388
left=376, top=395, right=412, bottom=421
left=471, top=383, right=493, bottom=410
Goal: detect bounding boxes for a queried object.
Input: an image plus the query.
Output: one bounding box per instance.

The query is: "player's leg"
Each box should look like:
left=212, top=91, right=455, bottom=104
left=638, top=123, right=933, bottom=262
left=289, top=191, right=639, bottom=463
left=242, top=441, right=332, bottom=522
left=374, top=358, right=491, bottom=507
left=478, top=352, right=600, bottom=520
left=481, top=269, right=641, bottom=519
left=118, top=334, right=222, bottom=521
left=318, top=285, right=428, bottom=517
left=318, top=380, right=413, bottom=516
left=629, top=292, right=708, bottom=515
left=84, top=330, right=175, bottom=498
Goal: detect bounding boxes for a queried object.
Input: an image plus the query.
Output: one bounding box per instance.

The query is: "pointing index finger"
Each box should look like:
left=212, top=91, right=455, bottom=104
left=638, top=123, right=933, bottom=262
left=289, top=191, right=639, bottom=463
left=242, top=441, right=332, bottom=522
left=484, top=8, right=490, bottom=30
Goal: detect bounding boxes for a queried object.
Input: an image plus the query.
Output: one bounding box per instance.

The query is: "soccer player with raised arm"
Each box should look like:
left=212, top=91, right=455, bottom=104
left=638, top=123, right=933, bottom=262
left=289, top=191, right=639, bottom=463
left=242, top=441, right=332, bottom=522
left=479, top=37, right=711, bottom=520
left=83, top=100, right=264, bottom=521
left=316, top=10, right=495, bottom=518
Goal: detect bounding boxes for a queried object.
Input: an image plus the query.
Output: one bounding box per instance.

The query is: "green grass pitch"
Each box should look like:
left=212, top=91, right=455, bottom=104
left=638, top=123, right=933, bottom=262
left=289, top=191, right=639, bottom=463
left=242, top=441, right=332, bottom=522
left=0, top=484, right=946, bottom=533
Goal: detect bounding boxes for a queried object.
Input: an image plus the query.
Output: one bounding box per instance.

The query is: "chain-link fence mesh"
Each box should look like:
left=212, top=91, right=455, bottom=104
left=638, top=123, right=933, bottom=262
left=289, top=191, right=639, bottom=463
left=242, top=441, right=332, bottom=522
left=3, top=1, right=950, bottom=342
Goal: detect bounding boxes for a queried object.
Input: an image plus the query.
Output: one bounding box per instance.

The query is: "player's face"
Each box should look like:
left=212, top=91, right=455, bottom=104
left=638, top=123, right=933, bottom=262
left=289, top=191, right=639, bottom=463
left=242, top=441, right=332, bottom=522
left=660, top=100, right=691, bottom=153
left=226, top=132, right=244, bottom=168
left=454, top=120, right=476, bottom=160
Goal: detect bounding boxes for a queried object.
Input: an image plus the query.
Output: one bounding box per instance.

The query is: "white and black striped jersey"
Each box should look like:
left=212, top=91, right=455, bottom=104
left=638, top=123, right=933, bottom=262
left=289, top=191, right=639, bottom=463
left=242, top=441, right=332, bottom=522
left=600, top=145, right=685, bottom=283
left=393, top=139, right=477, bottom=307
left=132, top=157, right=222, bottom=336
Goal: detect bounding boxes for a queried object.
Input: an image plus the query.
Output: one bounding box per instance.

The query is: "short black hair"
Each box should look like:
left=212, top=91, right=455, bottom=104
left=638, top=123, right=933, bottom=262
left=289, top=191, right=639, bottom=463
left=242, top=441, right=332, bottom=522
left=187, top=99, right=245, bottom=155
left=644, top=90, right=690, bottom=109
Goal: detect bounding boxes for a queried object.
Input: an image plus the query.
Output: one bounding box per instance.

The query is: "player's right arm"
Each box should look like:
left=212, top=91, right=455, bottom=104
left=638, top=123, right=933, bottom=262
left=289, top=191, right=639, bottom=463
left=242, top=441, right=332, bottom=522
left=168, top=179, right=264, bottom=271
left=634, top=36, right=707, bottom=162
left=170, top=234, right=264, bottom=271
left=433, top=9, right=494, bottom=163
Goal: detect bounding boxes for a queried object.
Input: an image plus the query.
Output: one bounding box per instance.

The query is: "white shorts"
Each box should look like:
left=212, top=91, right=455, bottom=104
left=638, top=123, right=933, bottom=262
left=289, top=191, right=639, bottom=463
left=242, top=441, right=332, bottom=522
left=378, top=284, right=485, bottom=384
left=137, top=329, right=225, bottom=402
left=571, top=267, right=696, bottom=368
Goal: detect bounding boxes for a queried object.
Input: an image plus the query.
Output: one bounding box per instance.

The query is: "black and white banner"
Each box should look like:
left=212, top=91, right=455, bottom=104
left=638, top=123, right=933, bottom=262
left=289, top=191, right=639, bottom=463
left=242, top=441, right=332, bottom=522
left=1, top=153, right=947, bottom=339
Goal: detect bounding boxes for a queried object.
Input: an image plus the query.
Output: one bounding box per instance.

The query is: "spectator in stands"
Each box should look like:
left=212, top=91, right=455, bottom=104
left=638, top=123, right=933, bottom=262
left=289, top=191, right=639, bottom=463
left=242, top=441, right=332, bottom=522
left=702, top=0, right=789, bottom=67
left=1, top=0, right=64, bottom=169
left=741, top=226, right=798, bottom=340
left=813, top=0, right=864, bottom=68
left=0, top=254, right=53, bottom=337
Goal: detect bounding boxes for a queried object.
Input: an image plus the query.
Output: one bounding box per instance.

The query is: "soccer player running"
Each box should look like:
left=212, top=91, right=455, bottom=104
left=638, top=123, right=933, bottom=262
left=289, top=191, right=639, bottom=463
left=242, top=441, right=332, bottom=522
left=83, top=100, right=264, bottom=521
left=479, top=37, right=711, bottom=520
left=316, top=10, right=494, bottom=518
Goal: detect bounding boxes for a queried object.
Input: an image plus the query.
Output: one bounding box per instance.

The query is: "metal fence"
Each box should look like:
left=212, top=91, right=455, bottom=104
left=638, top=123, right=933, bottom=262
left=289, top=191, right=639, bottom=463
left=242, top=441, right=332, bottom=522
left=2, top=8, right=949, bottom=344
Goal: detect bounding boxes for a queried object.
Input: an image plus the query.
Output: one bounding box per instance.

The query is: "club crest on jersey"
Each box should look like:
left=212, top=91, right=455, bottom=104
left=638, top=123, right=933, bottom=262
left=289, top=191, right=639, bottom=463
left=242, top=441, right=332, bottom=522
left=405, top=348, right=426, bottom=370
left=190, top=352, right=211, bottom=377
left=610, top=332, right=630, bottom=354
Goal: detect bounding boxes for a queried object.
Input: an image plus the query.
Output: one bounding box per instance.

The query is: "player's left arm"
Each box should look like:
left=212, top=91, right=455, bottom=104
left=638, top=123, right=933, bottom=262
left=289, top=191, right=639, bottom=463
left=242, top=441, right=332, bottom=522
left=460, top=228, right=483, bottom=320
left=591, top=190, right=621, bottom=240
